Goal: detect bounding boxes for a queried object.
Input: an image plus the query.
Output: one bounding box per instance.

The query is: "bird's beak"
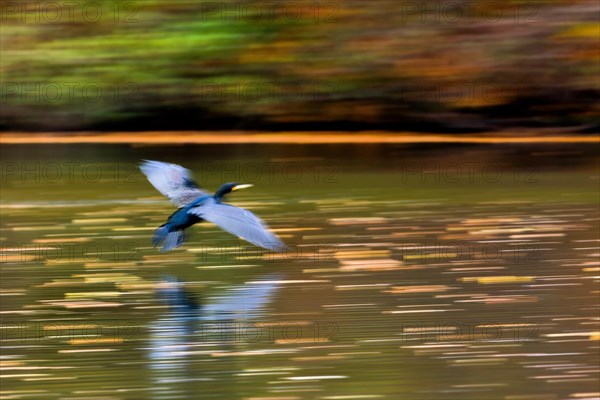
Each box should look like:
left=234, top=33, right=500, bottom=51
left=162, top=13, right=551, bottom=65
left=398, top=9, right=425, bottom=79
left=232, top=183, right=253, bottom=191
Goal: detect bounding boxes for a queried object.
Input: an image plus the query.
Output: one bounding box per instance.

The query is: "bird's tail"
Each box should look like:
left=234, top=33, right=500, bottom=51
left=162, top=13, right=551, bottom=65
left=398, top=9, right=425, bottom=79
left=152, top=224, right=186, bottom=252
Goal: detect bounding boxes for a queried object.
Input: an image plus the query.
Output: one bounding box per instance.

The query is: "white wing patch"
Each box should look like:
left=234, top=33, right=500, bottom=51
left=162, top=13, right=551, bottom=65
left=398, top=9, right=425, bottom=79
left=140, top=160, right=208, bottom=207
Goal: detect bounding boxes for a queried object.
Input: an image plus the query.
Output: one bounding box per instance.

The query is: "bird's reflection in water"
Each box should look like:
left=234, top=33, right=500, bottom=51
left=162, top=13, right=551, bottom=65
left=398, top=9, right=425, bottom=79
left=147, top=274, right=282, bottom=399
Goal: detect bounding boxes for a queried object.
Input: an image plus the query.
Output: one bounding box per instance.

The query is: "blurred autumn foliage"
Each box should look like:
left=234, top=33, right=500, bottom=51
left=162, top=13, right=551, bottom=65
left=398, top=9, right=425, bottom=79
left=1, top=0, right=598, bottom=132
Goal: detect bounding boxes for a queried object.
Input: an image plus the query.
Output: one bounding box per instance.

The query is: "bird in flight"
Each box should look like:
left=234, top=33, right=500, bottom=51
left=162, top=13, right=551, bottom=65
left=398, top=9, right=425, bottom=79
left=140, top=160, right=286, bottom=252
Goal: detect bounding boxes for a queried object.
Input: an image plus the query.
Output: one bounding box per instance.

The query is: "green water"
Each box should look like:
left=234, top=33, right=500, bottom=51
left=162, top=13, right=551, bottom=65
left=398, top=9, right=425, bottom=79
left=1, top=143, right=598, bottom=400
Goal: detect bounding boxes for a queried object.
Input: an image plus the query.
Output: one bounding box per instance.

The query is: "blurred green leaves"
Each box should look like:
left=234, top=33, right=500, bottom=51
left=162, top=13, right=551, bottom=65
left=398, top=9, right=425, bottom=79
left=1, top=0, right=598, bottom=131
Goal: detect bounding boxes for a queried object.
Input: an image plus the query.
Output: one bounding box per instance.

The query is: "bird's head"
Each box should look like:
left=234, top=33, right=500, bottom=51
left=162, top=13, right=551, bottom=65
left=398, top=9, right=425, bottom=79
left=214, top=182, right=253, bottom=201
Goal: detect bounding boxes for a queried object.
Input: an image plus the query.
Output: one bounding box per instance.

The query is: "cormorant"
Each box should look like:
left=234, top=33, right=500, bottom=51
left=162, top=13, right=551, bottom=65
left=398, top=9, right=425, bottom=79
left=140, top=160, right=286, bottom=252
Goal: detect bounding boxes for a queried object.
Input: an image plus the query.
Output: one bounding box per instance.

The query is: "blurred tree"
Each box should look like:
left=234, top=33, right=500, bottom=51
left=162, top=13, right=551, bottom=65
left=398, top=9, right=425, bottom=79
left=0, top=0, right=598, bottom=132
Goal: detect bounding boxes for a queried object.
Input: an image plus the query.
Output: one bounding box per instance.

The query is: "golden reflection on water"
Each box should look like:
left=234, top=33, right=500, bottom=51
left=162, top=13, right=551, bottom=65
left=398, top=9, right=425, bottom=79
left=0, top=144, right=598, bottom=399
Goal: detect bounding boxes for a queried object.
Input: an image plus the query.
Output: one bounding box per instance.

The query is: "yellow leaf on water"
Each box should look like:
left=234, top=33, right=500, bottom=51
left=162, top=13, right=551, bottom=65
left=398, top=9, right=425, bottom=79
left=460, top=276, right=534, bottom=284
left=386, top=285, right=453, bottom=294
left=558, top=24, right=600, bottom=39
left=69, top=338, right=124, bottom=345
left=71, top=218, right=128, bottom=224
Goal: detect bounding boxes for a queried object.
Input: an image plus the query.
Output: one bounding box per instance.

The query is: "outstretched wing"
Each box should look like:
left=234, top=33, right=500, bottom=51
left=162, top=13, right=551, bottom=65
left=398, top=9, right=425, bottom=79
left=139, top=160, right=208, bottom=207
left=189, top=199, right=286, bottom=252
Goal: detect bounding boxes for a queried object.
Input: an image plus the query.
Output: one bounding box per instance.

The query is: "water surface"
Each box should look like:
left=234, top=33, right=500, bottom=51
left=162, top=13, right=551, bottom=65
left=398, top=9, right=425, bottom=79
left=1, top=143, right=598, bottom=399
